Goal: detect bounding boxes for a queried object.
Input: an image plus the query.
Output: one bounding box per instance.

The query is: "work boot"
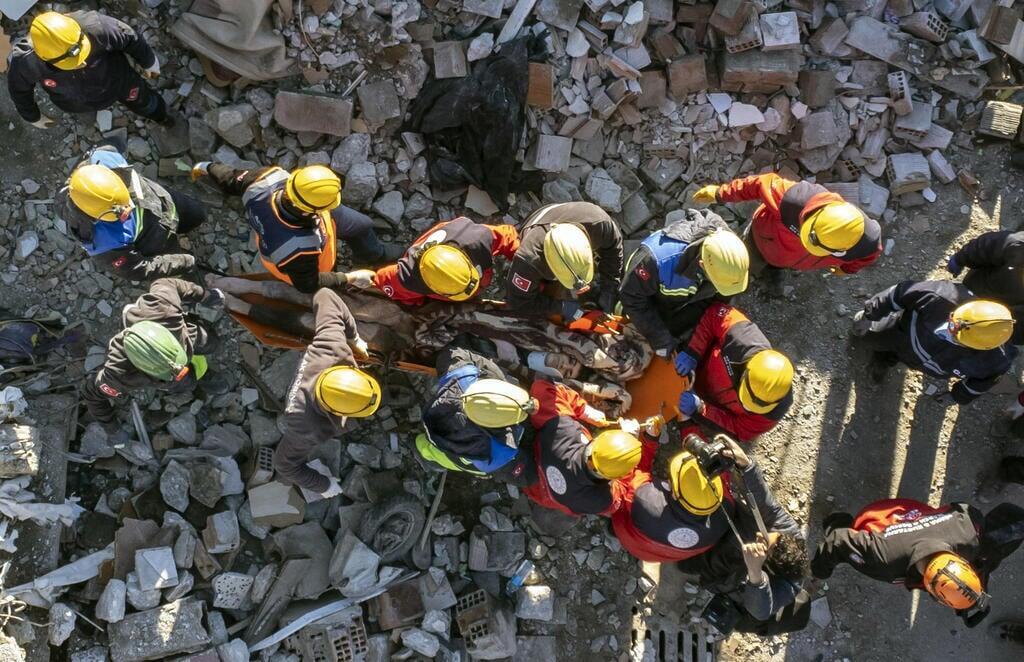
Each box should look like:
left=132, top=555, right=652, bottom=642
left=989, top=620, right=1024, bottom=646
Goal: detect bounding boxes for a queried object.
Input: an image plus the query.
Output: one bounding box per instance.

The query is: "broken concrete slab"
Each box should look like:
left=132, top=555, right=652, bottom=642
left=720, top=49, right=801, bottom=92
left=528, top=135, right=573, bottom=173
left=0, top=425, right=38, bottom=477
left=203, top=510, right=240, bottom=555
left=801, top=111, right=840, bottom=150
left=760, top=12, right=801, bottom=51
left=710, top=0, right=755, bottom=36
left=515, top=585, right=555, bottom=621
left=887, top=152, right=931, bottom=195
left=160, top=459, right=190, bottom=512
left=248, top=481, right=306, bottom=528
left=109, top=599, right=211, bottom=662
left=204, top=104, right=257, bottom=149
left=584, top=169, right=623, bottom=213
left=329, top=530, right=381, bottom=597
left=274, top=91, right=353, bottom=137
left=96, top=578, right=127, bottom=623
left=433, top=41, right=468, bottom=79
left=667, top=55, right=708, bottom=99
left=212, top=572, right=254, bottom=610
left=536, top=0, right=584, bottom=31
left=356, top=81, right=403, bottom=124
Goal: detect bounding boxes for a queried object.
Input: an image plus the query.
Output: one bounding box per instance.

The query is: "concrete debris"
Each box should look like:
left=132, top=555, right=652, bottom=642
left=48, top=603, right=75, bottom=646
left=248, top=481, right=305, bottom=528
left=274, top=91, right=353, bottom=137
left=126, top=571, right=162, bottom=611
left=160, top=460, right=190, bottom=512
left=203, top=510, right=240, bottom=554
left=401, top=627, right=441, bottom=657
left=0, top=425, right=39, bottom=478
left=96, top=578, right=127, bottom=623
left=212, top=572, right=254, bottom=610
left=134, top=547, right=179, bottom=590
left=109, top=599, right=211, bottom=662
left=515, top=585, right=555, bottom=621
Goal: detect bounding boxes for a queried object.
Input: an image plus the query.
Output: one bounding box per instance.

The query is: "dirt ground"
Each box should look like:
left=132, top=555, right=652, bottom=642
left=2, top=76, right=1024, bottom=662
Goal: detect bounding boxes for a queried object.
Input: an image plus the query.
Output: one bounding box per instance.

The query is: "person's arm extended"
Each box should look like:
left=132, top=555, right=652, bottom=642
left=279, top=256, right=331, bottom=295
left=504, top=259, right=562, bottom=316
left=682, top=301, right=732, bottom=363
left=96, top=14, right=157, bottom=68
left=952, top=231, right=1016, bottom=270
left=952, top=373, right=1004, bottom=404
left=811, top=526, right=873, bottom=579
left=619, top=250, right=675, bottom=353
left=91, top=249, right=196, bottom=281
left=593, top=216, right=624, bottom=291
left=371, top=264, right=429, bottom=305
left=738, top=462, right=800, bottom=534
left=147, top=277, right=206, bottom=306
left=81, top=367, right=127, bottom=423
left=715, top=174, right=786, bottom=204
left=5, top=60, right=43, bottom=123
left=742, top=575, right=800, bottom=621
left=205, top=164, right=277, bottom=197
left=862, top=281, right=918, bottom=321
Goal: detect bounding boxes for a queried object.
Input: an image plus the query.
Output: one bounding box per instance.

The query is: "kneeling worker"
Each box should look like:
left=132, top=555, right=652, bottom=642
left=83, top=278, right=223, bottom=424
left=674, top=303, right=794, bottom=442
left=274, top=288, right=378, bottom=494
left=417, top=347, right=538, bottom=485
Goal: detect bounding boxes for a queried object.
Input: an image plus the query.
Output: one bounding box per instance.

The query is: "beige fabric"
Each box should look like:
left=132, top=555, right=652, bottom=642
left=171, top=0, right=297, bottom=81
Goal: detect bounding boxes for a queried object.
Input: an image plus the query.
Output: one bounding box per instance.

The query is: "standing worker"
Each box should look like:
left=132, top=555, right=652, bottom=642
left=7, top=11, right=171, bottom=128
left=620, top=209, right=749, bottom=355
left=851, top=280, right=1017, bottom=405
left=693, top=173, right=881, bottom=277
left=192, top=161, right=399, bottom=293
left=58, top=144, right=206, bottom=281
left=274, top=288, right=378, bottom=494
left=82, top=278, right=223, bottom=425
left=673, top=303, right=794, bottom=442
left=505, top=202, right=624, bottom=321
left=812, top=498, right=1024, bottom=626
left=343, top=217, right=519, bottom=305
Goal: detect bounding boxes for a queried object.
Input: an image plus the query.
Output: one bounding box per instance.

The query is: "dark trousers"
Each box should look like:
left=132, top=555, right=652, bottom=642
left=978, top=502, right=1024, bottom=578
left=1000, top=456, right=1024, bottom=484
left=120, top=73, right=168, bottom=123
left=169, top=191, right=207, bottom=235
left=332, top=205, right=383, bottom=263
left=734, top=589, right=813, bottom=636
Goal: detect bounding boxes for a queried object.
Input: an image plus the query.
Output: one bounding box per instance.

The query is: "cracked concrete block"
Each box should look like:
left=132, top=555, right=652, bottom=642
left=329, top=530, right=382, bottom=597
left=927, top=150, right=956, bottom=184
left=0, top=425, right=38, bottom=477
left=203, top=510, right=240, bottom=554
left=134, top=547, right=179, bottom=591
left=725, top=14, right=763, bottom=54
left=810, top=18, right=851, bottom=57
left=463, top=0, right=504, bottom=18
left=48, top=603, right=75, bottom=646
left=356, top=81, right=402, bottom=123
left=96, top=578, right=127, bottom=623
left=721, top=50, right=801, bottom=91
left=799, top=70, right=836, bottom=109
left=174, top=529, right=197, bottom=569
left=760, top=12, right=801, bottom=51
left=528, top=135, right=573, bottom=173
left=125, top=572, right=161, bottom=611
left=109, top=599, right=211, bottom=662
left=212, top=572, right=254, bottom=610
left=160, top=459, right=190, bottom=512
left=888, top=71, right=913, bottom=116
left=886, top=152, right=931, bottom=195
left=711, top=0, right=754, bottom=36
left=584, top=169, right=623, bottom=213
left=801, top=111, right=841, bottom=150
left=515, top=586, right=555, bottom=621
left=892, top=103, right=933, bottom=141
left=667, top=55, right=708, bottom=99
left=536, top=0, right=584, bottom=31
left=636, top=71, right=667, bottom=109
left=900, top=11, right=948, bottom=42
left=433, top=41, right=468, bottom=79
left=274, top=91, right=352, bottom=137
left=165, top=570, right=194, bottom=602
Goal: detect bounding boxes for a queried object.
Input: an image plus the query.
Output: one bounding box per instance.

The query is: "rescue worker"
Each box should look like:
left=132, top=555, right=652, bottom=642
left=693, top=173, right=881, bottom=275
left=416, top=346, right=538, bottom=485
left=274, top=288, right=377, bottom=493
left=620, top=209, right=750, bottom=354
left=612, top=439, right=748, bottom=563
left=505, top=202, right=624, bottom=320
left=679, top=463, right=811, bottom=636
left=343, top=217, right=519, bottom=305
left=948, top=230, right=1024, bottom=343
left=57, top=144, right=205, bottom=281
left=673, top=303, right=794, bottom=442
left=812, top=498, right=1024, bottom=626
left=192, top=161, right=397, bottom=293
left=82, top=278, right=223, bottom=424
left=7, top=11, right=170, bottom=128
left=851, top=280, right=1017, bottom=405
left=523, top=378, right=654, bottom=518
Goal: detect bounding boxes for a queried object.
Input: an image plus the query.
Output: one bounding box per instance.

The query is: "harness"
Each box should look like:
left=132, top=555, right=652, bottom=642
left=640, top=231, right=703, bottom=297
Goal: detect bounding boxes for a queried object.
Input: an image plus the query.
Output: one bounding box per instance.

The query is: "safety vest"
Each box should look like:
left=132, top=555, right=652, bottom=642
left=241, top=168, right=337, bottom=285
left=417, top=364, right=522, bottom=474
left=640, top=231, right=704, bottom=298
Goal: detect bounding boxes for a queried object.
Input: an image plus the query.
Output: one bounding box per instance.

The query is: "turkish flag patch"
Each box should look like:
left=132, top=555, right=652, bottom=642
left=636, top=266, right=650, bottom=281
left=112, top=256, right=127, bottom=268
left=382, top=285, right=394, bottom=297
left=512, top=273, right=532, bottom=292
left=126, top=87, right=139, bottom=101
left=42, top=79, right=57, bottom=88
left=99, top=383, right=121, bottom=398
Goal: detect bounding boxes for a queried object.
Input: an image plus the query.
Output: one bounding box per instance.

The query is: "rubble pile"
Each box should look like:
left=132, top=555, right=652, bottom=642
left=2, top=0, right=1024, bottom=660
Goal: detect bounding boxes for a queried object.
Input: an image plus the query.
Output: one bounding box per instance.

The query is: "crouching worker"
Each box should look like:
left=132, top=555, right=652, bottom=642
left=523, top=379, right=656, bottom=518
left=274, top=288, right=378, bottom=495
left=83, top=278, right=223, bottom=424
left=812, top=498, right=1024, bottom=627
left=416, top=347, right=538, bottom=485
left=612, top=434, right=755, bottom=562
left=852, top=280, right=1017, bottom=405
left=674, top=303, right=794, bottom=442
left=343, top=217, right=519, bottom=305
left=679, top=454, right=811, bottom=637
left=58, top=144, right=206, bottom=281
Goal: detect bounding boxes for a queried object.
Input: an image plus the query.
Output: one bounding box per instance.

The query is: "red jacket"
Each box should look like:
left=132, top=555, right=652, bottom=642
left=680, top=303, right=791, bottom=442
left=717, top=174, right=881, bottom=273
left=373, top=217, right=519, bottom=305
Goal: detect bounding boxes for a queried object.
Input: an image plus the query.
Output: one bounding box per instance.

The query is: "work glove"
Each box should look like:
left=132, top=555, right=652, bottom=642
left=31, top=115, right=56, bottom=129
left=201, top=288, right=225, bottom=308
left=673, top=350, right=697, bottom=377
left=947, top=256, right=963, bottom=277
left=190, top=162, right=211, bottom=181
left=143, top=60, right=161, bottom=79
left=618, top=417, right=641, bottom=436
left=655, top=348, right=670, bottom=359
left=933, top=391, right=958, bottom=407
left=678, top=391, right=703, bottom=418
left=344, top=269, right=376, bottom=289
left=850, top=310, right=872, bottom=337
left=642, top=415, right=664, bottom=438
left=692, top=184, right=720, bottom=204
left=351, top=336, right=370, bottom=361
left=560, top=300, right=584, bottom=322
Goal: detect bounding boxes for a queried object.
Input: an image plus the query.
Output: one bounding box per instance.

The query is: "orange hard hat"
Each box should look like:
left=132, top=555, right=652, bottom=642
left=921, top=552, right=984, bottom=610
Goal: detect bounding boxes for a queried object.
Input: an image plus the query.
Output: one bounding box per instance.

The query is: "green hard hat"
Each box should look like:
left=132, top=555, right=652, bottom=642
left=122, top=321, right=188, bottom=381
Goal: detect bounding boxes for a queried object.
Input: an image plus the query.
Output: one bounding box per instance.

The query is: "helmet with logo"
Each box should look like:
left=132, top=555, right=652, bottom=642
left=922, top=552, right=986, bottom=610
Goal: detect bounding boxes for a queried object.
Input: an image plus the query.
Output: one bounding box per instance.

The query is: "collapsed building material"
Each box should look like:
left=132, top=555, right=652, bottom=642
left=978, top=101, right=1024, bottom=140
left=887, top=152, right=932, bottom=195
left=456, top=589, right=517, bottom=659
left=0, top=426, right=39, bottom=478
left=109, top=599, right=211, bottom=662
left=273, top=91, right=353, bottom=137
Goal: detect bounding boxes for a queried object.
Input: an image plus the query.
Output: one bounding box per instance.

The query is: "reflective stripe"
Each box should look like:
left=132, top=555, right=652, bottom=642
left=268, top=234, right=324, bottom=265
left=909, top=311, right=945, bottom=375
left=241, top=168, right=289, bottom=205
left=659, top=283, right=699, bottom=296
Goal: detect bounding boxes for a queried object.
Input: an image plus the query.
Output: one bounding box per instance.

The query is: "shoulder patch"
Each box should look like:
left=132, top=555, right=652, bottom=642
left=125, top=86, right=139, bottom=102
left=382, top=285, right=394, bottom=297
left=111, top=256, right=128, bottom=268
left=42, top=79, right=57, bottom=88
left=636, top=266, right=650, bottom=281
left=99, top=383, right=121, bottom=398
left=667, top=527, right=700, bottom=549
left=512, top=273, right=533, bottom=292
left=546, top=466, right=568, bottom=495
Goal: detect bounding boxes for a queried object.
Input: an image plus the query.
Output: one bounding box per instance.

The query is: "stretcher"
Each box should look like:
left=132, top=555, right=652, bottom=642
left=216, top=274, right=688, bottom=420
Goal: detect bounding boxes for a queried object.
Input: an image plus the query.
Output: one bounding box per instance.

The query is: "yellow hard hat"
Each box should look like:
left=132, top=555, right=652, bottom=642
left=669, top=451, right=723, bottom=516
left=949, top=300, right=1014, bottom=350
left=589, top=429, right=642, bottom=479
left=314, top=366, right=381, bottom=418
left=738, top=350, right=794, bottom=415
left=462, top=379, right=535, bottom=428
left=68, top=164, right=132, bottom=221
left=419, top=244, right=481, bottom=301
left=543, top=224, right=595, bottom=293
left=799, top=202, right=865, bottom=257
left=31, top=12, right=91, bottom=71
left=700, top=231, right=749, bottom=296
left=285, top=165, right=342, bottom=213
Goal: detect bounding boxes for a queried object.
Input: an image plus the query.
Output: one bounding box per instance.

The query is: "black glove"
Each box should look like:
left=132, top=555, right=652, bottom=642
left=201, top=288, right=225, bottom=308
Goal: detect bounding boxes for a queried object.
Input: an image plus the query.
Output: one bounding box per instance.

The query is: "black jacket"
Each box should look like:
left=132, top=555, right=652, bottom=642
left=955, top=230, right=1024, bottom=306
left=6, top=11, right=156, bottom=122
left=620, top=209, right=732, bottom=352
left=505, top=202, right=624, bottom=316
left=82, top=279, right=212, bottom=423
left=57, top=146, right=193, bottom=281
left=863, top=280, right=1017, bottom=403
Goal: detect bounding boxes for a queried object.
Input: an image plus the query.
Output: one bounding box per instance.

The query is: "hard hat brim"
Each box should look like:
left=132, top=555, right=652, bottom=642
left=738, top=378, right=778, bottom=415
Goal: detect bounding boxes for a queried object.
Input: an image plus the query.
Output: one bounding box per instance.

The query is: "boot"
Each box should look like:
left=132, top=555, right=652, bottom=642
left=989, top=620, right=1024, bottom=646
